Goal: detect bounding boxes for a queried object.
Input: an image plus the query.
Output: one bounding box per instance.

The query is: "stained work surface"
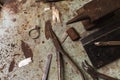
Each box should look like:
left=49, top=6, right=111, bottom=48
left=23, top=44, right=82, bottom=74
left=0, top=0, right=120, bottom=80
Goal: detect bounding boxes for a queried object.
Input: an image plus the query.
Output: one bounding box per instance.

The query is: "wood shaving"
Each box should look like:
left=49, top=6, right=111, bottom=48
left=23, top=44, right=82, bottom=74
left=18, top=57, right=32, bottom=67
left=52, top=5, right=61, bottom=24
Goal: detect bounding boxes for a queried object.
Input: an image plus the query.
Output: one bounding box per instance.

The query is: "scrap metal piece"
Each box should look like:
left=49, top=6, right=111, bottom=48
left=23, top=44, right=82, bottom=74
left=46, top=20, right=86, bottom=80
left=82, top=60, right=119, bottom=80
left=42, top=54, right=52, bottom=80
left=67, top=0, right=120, bottom=25
left=66, top=27, right=80, bottom=41
left=94, top=41, right=120, bottom=46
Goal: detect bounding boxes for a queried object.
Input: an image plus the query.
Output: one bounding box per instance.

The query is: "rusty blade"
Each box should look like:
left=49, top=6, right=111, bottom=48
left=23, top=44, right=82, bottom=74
left=46, top=20, right=86, bottom=80
left=42, top=54, right=52, bottom=80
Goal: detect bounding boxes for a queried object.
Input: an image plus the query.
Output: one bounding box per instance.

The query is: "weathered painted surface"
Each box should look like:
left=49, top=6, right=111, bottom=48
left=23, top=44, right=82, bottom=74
left=0, top=0, right=120, bottom=80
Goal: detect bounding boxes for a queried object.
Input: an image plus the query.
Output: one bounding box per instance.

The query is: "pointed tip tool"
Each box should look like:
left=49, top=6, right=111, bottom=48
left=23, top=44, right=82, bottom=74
left=66, top=14, right=89, bottom=25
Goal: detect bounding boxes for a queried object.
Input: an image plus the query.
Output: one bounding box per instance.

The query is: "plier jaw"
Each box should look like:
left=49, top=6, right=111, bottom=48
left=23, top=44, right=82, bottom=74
left=82, top=60, right=119, bottom=80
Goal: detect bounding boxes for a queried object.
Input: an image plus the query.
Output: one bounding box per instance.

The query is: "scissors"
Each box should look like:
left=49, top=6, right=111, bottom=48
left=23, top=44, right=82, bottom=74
left=29, top=26, right=40, bottom=39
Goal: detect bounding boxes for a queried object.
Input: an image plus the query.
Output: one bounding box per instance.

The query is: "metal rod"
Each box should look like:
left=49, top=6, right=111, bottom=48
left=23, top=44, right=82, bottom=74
left=94, top=41, right=120, bottom=46
left=42, top=54, right=52, bottom=80
left=56, top=52, right=64, bottom=80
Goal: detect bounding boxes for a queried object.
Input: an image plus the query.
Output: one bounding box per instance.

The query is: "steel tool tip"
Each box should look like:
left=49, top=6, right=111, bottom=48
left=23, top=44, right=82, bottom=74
left=66, top=14, right=89, bottom=25
left=94, top=42, right=101, bottom=46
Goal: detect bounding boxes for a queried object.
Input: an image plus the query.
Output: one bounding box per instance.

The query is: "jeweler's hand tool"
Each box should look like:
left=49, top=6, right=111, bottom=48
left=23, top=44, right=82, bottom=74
left=94, top=41, right=120, bottom=46
left=29, top=26, right=40, bottom=39
left=42, top=54, right=52, bottom=80
left=45, top=20, right=86, bottom=80
left=82, top=60, right=119, bottom=80
left=67, top=0, right=120, bottom=29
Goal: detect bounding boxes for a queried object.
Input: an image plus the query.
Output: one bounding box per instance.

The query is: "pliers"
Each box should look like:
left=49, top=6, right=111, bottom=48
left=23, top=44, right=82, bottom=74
left=45, top=20, right=86, bottom=80
left=82, top=60, right=119, bottom=80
